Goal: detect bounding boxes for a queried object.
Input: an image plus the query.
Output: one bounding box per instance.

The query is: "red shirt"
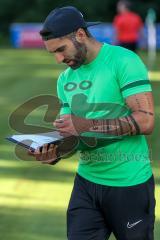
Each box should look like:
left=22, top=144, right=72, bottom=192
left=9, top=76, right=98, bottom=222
left=113, top=11, right=143, bottom=42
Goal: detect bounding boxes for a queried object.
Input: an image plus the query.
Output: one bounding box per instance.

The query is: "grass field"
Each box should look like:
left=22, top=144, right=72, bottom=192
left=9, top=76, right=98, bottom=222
left=0, top=48, right=160, bottom=240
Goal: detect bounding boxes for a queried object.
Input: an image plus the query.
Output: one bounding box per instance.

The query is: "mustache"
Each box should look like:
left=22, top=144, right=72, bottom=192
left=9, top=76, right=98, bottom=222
left=63, top=58, right=77, bottom=64
left=63, top=60, right=72, bottom=64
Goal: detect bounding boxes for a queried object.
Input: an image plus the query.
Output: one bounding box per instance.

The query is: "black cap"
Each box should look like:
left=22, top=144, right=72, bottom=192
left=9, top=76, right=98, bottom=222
left=40, top=6, right=101, bottom=40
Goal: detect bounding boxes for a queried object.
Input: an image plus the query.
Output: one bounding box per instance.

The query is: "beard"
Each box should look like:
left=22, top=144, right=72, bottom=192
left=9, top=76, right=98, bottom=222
left=63, top=36, right=87, bottom=70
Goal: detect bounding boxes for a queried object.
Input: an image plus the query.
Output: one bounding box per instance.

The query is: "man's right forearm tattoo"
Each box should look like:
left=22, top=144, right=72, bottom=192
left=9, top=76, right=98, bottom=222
left=90, top=115, right=140, bottom=136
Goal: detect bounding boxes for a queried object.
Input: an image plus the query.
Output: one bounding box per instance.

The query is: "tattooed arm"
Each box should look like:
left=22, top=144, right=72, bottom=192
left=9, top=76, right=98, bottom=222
left=89, top=92, right=154, bottom=136
left=54, top=92, right=154, bottom=137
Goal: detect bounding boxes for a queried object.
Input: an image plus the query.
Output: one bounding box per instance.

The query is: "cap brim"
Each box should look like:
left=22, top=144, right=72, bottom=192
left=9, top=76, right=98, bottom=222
left=86, top=22, right=101, bottom=27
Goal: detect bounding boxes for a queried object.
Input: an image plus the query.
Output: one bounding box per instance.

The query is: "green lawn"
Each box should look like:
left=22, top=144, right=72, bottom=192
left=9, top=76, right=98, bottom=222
left=0, top=48, right=160, bottom=240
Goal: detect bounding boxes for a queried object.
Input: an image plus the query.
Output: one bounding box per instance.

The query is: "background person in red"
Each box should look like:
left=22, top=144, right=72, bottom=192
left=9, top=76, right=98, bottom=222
left=113, top=0, right=143, bottom=52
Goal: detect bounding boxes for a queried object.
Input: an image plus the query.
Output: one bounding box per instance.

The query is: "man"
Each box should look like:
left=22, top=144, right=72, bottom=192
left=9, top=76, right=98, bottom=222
left=32, top=6, right=155, bottom=240
left=113, top=0, right=144, bottom=52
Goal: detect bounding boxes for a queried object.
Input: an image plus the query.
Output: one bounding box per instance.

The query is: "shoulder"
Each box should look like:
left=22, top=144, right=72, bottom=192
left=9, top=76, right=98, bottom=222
left=130, top=12, right=143, bottom=22
left=108, top=45, right=147, bottom=73
left=113, top=14, right=122, bottom=24
left=108, top=45, right=139, bottom=61
left=103, top=44, right=143, bottom=64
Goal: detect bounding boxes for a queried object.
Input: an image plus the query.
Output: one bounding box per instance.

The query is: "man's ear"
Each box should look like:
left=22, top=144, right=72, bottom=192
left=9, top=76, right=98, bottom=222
left=75, top=28, right=86, bottom=42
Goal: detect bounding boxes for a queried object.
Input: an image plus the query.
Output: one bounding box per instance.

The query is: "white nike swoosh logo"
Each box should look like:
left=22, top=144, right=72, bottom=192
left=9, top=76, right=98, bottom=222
left=127, top=220, right=143, bottom=228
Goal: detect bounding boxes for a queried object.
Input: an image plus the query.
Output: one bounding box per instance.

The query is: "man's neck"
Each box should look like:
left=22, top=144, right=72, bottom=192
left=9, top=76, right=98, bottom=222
left=84, top=40, right=103, bottom=64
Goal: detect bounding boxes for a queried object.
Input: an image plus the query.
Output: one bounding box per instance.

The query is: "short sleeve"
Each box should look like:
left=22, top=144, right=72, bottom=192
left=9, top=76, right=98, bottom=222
left=116, top=51, right=152, bottom=99
left=57, top=73, right=71, bottom=115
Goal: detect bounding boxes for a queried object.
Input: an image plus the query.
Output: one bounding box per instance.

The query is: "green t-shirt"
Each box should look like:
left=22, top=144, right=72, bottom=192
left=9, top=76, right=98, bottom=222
left=57, top=43, right=152, bottom=186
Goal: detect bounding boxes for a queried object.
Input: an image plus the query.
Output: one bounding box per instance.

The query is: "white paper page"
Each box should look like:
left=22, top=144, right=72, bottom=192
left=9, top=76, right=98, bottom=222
left=11, top=134, right=59, bottom=149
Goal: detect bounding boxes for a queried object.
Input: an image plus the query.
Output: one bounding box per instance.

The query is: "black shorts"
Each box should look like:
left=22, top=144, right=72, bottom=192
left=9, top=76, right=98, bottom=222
left=67, top=174, right=156, bottom=240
